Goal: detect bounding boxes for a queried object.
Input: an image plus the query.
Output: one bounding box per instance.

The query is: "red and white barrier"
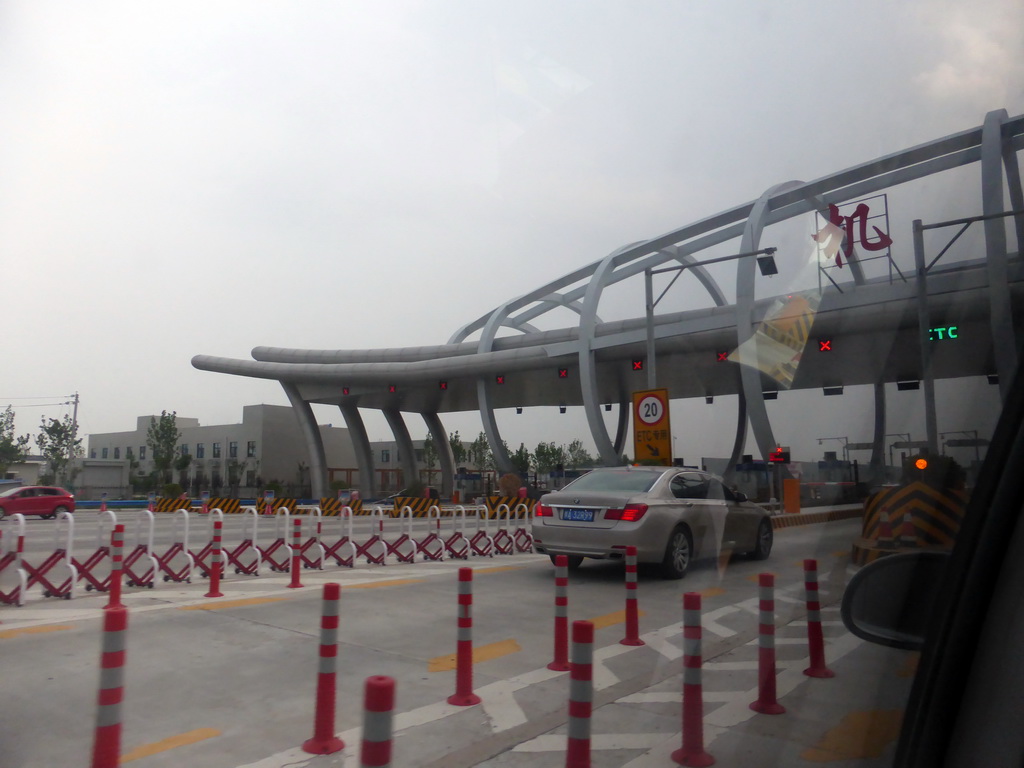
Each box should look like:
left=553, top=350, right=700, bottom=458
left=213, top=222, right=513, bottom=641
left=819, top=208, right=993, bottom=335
left=0, top=514, right=28, bottom=606
left=302, top=582, right=344, bottom=754
left=803, top=559, right=834, bottom=678
left=444, top=506, right=470, bottom=560
left=447, top=567, right=481, bottom=706
left=24, top=509, right=78, bottom=599
left=672, top=592, right=714, bottom=767
left=750, top=572, right=785, bottom=714
left=190, top=508, right=225, bottom=582
left=90, top=605, right=128, bottom=768
left=356, top=507, right=389, bottom=565
left=620, top=545, right=644, bottom=646
left=77, top=510, right=119, bottom=593
left=469, top=507, right=494, bottom=558
left=415, top=506, right=445, bottom=562
left=360, top=675, right=396, bottom=768
left=491, top=504, right=515, bottom=555
left=512, top=503, right=534, bottom=553
left=156, top=509, right=195, bottom=584
left=566, top=620, right=595, bottom=768
left=261, top=508, right=294, bottom=572
left=323, top=506, right=358, bottom=568
left=386, top=508, right=417, bottom=564
left=299, top=507, right=327, bottom=570
left=227, top=508, right=263, bottom=575
left=548, top=554, right=570, bottom=671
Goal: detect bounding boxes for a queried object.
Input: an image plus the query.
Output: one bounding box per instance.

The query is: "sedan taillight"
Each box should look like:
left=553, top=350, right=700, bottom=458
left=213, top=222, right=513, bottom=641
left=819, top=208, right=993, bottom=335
left=605, top=503, right=648, bottom=522
left=535, top=504, right=553, bottom=517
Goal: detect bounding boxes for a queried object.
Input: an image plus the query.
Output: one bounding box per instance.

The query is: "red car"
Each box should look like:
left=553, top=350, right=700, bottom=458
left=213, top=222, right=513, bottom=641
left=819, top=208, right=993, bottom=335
left=0, top=485, right=75, bottom=519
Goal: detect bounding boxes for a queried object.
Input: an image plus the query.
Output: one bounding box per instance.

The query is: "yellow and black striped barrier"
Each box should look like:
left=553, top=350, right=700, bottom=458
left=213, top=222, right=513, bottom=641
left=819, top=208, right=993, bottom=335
left=852, top=482, right=968, bottom=565
left=484, top=496, right=536, bottom=519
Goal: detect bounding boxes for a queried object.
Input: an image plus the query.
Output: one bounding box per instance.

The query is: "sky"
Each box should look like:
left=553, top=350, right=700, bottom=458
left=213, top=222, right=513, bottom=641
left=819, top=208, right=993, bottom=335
left=2, top=1, right=1022, bottom=465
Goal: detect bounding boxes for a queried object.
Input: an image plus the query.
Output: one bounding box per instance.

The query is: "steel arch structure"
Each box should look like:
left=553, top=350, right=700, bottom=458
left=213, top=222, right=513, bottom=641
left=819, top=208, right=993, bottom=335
left=193, top=109, right=1024, bottom=498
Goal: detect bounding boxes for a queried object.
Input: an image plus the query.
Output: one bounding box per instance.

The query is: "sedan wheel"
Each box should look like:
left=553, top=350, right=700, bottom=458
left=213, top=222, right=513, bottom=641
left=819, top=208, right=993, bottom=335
left=660, top=526, right=692, bottom=579
left=52, top=506, right=69, bottom=520
left=751, top=518, right=773, bottom=560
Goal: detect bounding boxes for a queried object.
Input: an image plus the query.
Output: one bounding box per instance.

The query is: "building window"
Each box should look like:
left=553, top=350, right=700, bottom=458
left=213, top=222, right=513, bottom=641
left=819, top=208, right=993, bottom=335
left=246, top=470, right=256, bottom=487
left=229, top=441, right=238, bottom=458
left=181, top=444, right=190, bottom=456
left=90, top=449, right=96, bottom=459
left=381, top=449, right=390, bottom=463
left=102, top=447, right=108, bottom=459
left=126, top=447, right=133, bottom=459
left=213, top=442, right=221, bottom=458
left=247, top=441, right=256, bottom=458
left=139, top=446, right=146, bottom=460
left=196, top=443, right=205, bottom=458
left=113, top=448, right=120, bottom=459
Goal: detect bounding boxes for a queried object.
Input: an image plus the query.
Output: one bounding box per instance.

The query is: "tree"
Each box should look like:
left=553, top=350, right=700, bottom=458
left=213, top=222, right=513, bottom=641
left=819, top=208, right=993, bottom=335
left=147, top=411, right=181, bottom=486
left=449, top=430, right=468, bottom=465
left=566, top=439, right=594, bottom=469
left=511, top=443, right=533, bottom=477
left=468, top=431, right=492, bottom=470
left=0, top=407, right=30, bottom=475
left=422, top=432, right=438, bottom=471
left=533, top=441, right=566, bottom=474
left=36, top=414, right=82, bottom=484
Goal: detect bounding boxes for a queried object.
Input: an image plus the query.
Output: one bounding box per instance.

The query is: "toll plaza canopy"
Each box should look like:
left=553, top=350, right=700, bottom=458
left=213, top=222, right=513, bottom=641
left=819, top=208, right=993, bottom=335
left=193, top=109, right=1024, bottom=499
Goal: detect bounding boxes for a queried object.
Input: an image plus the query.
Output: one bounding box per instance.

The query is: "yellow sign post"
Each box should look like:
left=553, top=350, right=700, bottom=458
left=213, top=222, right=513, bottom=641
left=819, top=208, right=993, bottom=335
left=632, top=388, right=672, bottom=466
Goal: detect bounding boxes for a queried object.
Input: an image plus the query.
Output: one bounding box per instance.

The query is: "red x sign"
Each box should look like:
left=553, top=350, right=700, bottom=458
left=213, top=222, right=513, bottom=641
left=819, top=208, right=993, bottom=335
left=632, top=360, right=644, bottom=371
left=558, top=368, right=568, bottom=379
left=819, top=339, right=832, bottom=352
left=495, top=375, right=505, bottom=385
left=717, top=351, right=729, bottom=362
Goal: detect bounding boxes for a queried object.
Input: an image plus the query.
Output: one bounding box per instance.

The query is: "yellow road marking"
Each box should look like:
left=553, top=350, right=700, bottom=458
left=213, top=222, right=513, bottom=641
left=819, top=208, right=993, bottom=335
left=698, top=587, right=727, bottom=598
left=745, top=572, right=777, bottom=583
left=0, top=624, right=75, bottom=639
left=178, top=597, right=288, bottom=611
left=800, top=710, right=903, bottom=761
left=120, top=728, right=220, bottom=762
left=346, top=578, right=425, bottom=589
left=586, top=609, right=647, bottom=630
left=473, top=565, right=526, bottom=574
left=429, top=638, right=521, bottom=672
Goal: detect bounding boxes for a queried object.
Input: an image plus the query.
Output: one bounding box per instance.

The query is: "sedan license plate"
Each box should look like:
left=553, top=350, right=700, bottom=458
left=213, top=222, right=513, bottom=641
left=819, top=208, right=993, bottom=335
left=562, top=508, right=596, bottom=522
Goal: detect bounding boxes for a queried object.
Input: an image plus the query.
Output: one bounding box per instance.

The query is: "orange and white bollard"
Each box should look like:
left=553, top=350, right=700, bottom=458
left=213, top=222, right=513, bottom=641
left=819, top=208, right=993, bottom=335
left=672, top=592, right=714, bottom=766
left=803, top=559, right=834, bottom=678
left=750, top=572, right=785, bottom=714
left=620, top=545, right=644, bottom=646
left=565, top=620, right=595, bottom=768
left=205, top=520, right=224, bottom=598
left=360, top=675, right=396, bottom=767
left=106, top=525, right=125, bottom=610
left=548, top=555, right=570, bottom=671
left=288, top=517, right=304, bottom=589
left=447, top=567, right=481, bottom=706
left=303, top=583, right=344, bottom=754
left=90, top=606, right=128, bottom=768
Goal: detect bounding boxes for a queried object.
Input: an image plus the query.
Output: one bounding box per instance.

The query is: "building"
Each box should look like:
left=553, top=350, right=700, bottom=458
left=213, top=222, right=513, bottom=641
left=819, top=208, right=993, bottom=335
left=87, top=404, right=357, bottom=498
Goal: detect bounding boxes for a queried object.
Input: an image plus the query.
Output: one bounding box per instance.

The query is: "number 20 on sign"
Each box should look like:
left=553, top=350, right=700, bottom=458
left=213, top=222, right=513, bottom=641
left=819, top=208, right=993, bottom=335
left=632, top=388, right=672, bottom=466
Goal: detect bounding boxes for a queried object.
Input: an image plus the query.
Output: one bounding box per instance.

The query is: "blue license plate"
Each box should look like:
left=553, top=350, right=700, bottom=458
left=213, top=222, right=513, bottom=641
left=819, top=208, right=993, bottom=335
left=562, top=508, right=595, bottom=522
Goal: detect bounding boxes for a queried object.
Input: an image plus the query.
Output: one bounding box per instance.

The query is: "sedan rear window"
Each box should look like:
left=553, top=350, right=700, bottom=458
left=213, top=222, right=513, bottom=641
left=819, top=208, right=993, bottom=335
left=562, top=470, right=659, bottom=493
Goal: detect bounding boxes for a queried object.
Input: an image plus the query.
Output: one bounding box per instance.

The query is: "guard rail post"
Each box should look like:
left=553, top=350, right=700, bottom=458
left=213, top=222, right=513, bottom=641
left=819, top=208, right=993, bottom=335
left=289, top=517, right=304, bottom=589
left=803, top=559, right=834, bottom=678
left=548, top=555, right=570, bottom=671
left=90, top=606, right=128, bottom=768
left=750, top=572, right=785, bottom=714
left=205, top=520, right=224, bottom=598
left=360, top=676, right=396, bottom=768
left=671, top=592, right=714, bottom=766
left=106, top=525, right=125, bottom=610
left=565, top=620, right=595, bottom=768
left=620, top=545, right=644, bottom=646
left=447, top=567, right=481, bottom=706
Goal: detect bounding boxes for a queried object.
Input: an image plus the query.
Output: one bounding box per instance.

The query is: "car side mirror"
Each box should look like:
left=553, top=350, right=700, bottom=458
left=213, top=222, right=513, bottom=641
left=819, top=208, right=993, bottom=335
left=734, top=491, right=748, bottom=502
left=841, top=551, right=949, bottom=650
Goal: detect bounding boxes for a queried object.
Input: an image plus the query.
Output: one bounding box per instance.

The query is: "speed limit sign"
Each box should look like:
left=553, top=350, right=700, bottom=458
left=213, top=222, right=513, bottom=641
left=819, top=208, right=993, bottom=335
left=632, top=389, right=671, bottom=465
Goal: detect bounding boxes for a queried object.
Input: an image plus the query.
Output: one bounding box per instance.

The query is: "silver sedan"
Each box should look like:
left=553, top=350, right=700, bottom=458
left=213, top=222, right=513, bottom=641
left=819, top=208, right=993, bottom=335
left=531, top=466, right=773, bottom=578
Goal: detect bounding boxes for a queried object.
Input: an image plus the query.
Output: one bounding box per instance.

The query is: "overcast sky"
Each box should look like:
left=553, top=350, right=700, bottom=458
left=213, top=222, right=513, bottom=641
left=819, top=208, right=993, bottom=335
left=2, top=1, right=1022, bottom=463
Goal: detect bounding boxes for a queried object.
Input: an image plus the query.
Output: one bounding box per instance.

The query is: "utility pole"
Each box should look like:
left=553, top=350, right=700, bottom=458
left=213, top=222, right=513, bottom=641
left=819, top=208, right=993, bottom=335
left=68, top=392, right=79, bottom=487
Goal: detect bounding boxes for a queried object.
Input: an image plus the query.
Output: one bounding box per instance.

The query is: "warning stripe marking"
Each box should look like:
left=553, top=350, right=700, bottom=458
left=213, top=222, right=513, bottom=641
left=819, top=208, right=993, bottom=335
left=0, top=624, right=75, bottom=639
left=178, top=597, right=288, bottom=611
left=587, top=609, right=647, bottom=630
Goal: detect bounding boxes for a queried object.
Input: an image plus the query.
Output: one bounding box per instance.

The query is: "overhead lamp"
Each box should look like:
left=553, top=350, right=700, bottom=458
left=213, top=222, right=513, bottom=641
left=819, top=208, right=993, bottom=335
left=823, top=385, right=844, bottom=396
left=762, top=391, right=778, bottom=400
left=896, top=380, right=920, bottom=391
left=516, top=407, right=523, bottom=414
left=705, top=395, right=714, bottom=404
left=988, top=374, right=999, bottom=385
left=604, top=404, right=612, bottom=412
left=559, top=405, right=567, bottom=414
left=756, top=248, right=778, bottom=276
